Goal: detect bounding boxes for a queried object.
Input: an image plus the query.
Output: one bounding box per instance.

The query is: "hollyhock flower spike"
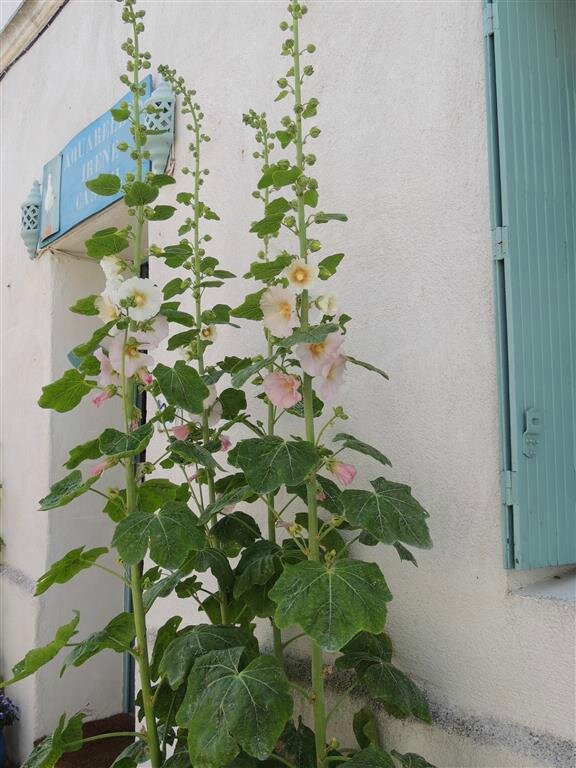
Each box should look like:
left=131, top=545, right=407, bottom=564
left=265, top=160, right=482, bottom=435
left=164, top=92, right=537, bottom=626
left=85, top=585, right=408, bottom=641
left=317, top=354, right=347, bottom=401
left=260, top=285, right=297, bottom=338
left=263, top=372, right=302, bottom=409
left=296, top=331, right=345, bottom=377
left=109, top=333, right=154, bottom=379
left=328, top=460, right=357, bottom=487
left=284, top=259, right=319, bottom=292
left=117, top=277, right=163, bottom=322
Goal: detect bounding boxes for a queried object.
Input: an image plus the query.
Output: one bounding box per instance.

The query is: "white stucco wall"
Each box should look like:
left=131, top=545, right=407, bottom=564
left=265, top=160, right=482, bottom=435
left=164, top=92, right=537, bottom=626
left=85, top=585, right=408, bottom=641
left=1, top=2, right=574, bottom=766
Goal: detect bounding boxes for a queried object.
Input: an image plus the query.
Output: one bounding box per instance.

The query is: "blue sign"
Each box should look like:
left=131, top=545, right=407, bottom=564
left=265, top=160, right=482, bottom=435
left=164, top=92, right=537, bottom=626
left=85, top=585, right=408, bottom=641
left=40, top=75, right=152, bottom=247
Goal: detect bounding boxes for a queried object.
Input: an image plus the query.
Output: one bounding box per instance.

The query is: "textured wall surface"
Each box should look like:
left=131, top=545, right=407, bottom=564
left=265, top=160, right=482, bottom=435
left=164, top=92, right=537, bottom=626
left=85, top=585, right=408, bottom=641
left=1, top=1, right=574, bottom=765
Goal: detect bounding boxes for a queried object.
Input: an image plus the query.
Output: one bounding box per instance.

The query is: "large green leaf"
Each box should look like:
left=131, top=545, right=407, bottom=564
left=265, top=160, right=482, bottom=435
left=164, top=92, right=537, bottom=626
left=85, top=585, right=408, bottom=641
left=353, top=708, right=381, bottom=750
left=333, top=434, right=391, bottom=467
left=233, top=540, right=282, bottom=598
left=86, top=173, right=121, bottom=196
left=2, top=613, right=79, bottom=686
left=124, top=181, right=159, bottom=206
left=38, top=369, right=93, bottom=413
left=337, top=632, right=429, bottom=722
left=85, top=228, right=129, bottom=258
left=69, top=295, right=99, bottom=316
left=276, top=718, right=316, bottom=768
left=363, top=662, right=430, bottom=722
left=35, top=546, right=108, bottom=595
left=269, top=559, right=392, bottom=651
left=160, top=624, right=248, bottom=689
left=236, top=436, right=319, bottom=494
left=39, top=471, right=97, bottom=511
left=342, top=478, right=431, bottom=549
left=61, top=612, right=135, bottom=673
left=112, top=502, right=206, bottom=568
left=154, top=361, right=209, bottom=414
left=21, top=713, right=85, bottom=768
left=64, top=438, right=102, bottom=469
left=247, top=254, right=292, bottom=282
left=212, top=512, right=261, bottom=557
left=390, top=751, right=437, bottom=768
left=138, top=478, right=186, bottom=514
left=346, top=747, right=395, bottom=768
left=177, top=648, right=293, bottom=766
left=99, top=422, right=154, bottom=459
left=336, top=631, right=393, bottom=676
left=170, top=440, right=223, bottom=471
left=72, top=321, right=116, bottom=357
left=150, top=616, right=182, bottom=681
left=229, top=289, right=265, bottom=321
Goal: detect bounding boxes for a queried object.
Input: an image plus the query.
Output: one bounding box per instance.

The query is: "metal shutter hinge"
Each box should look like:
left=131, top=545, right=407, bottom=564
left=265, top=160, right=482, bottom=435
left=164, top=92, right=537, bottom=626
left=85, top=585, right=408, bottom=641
left=484, top=3, right=499, bottom=37
left=502, top=470, right=516, bottom=507
left=492, top=226, right=508, bottom=261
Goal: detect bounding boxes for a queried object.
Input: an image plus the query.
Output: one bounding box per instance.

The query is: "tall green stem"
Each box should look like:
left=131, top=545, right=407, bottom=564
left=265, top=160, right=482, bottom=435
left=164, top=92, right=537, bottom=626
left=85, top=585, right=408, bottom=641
left=121, top=9, right=161, bottom=766
left=261, top=122, right=284, bottom=663
left=188, top=101, right=227, bottom=624
left=292, top=10, right=326, bottom=766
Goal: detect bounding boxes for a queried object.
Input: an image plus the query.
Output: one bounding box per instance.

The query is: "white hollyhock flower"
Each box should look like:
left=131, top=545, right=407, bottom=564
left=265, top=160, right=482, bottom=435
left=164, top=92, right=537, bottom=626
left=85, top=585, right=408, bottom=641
left=117, top=277, right=162, bottom=322
left=283, top=259, right=319, bottom=292
left=95, top=292, right=120, bottom=324
left=203, top=385, right=223, bottom=426
left=200, top=325, right=217, bottom=342
left=100, top=255, right=125, bottom=282
left=260, top=285, right=297, bottom=338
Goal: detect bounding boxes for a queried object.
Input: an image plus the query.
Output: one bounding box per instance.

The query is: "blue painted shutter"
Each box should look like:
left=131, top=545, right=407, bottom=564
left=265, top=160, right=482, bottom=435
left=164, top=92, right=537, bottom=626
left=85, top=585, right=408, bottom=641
left=485, top=0, right=576, bottom=569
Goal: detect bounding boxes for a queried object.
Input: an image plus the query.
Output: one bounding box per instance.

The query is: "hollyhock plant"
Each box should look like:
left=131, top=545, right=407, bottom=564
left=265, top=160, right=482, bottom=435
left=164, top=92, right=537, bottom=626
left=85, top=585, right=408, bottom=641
left=22, top=4, right=434, bottom=768
left=263, top=371, right=302, bottom=408
left=260, top=284, right=297, bottom=337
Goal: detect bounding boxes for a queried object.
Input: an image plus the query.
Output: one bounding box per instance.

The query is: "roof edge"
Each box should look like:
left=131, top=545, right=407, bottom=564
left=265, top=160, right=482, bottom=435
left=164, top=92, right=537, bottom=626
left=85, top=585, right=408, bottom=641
left=1, top=0, right=68, bottom=79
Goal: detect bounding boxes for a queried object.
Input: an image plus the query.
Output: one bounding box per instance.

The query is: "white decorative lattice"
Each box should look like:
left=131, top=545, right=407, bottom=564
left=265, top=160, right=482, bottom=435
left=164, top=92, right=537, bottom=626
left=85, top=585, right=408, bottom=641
left=21, top=204, right=40, bottom=231
left=145, top=98, right=174, bottom=132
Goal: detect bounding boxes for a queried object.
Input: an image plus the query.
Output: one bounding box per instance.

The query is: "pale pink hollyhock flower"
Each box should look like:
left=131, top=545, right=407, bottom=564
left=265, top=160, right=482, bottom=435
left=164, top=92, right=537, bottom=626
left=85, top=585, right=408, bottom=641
left=138, top=370, right=154, bottom=386
left=92, top=390, right=113, bottom=408
left=283, top=259, right=319, bottom=293
left=260, top=285, right=297, bottom=338
left=329, top=460, right=357, bottom=487
left=135, top=315, right=169, bottom=350
left=91, top=459, right=112, bottom=477
left=203, top=385, right=223, bottom=426
left=220, top=435, right=232, bottom=452
left=262, top=372, right=302, bottom=409
left=171, top=424, right=191, bottom=441
left=296, top=332, right=344, bottom=377
left=317, top=354, right=346, bottom=401
left=109, top=333, right=154, bottom=379
left=316, top=488, right=327, bottom=501
left=94, top=347, right=119, bottom=388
